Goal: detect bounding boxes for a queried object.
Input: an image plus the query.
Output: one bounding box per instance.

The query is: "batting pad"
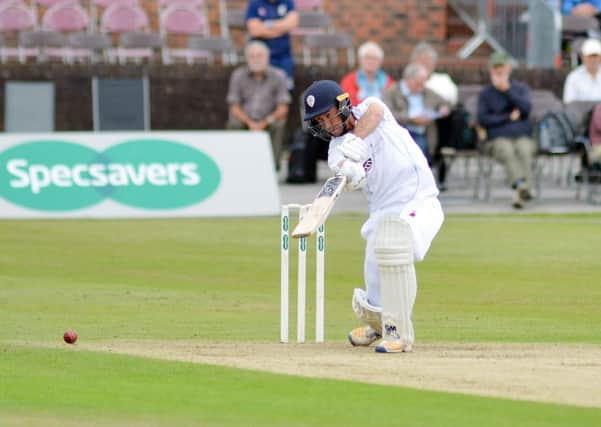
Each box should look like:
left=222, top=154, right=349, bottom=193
left=351, top=288, right=382, bottom=334
left=374, top=216, right=416, bottom=346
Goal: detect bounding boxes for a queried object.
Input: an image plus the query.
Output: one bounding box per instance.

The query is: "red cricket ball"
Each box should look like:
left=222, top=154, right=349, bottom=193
left=63, top=330, right=78, bottom=344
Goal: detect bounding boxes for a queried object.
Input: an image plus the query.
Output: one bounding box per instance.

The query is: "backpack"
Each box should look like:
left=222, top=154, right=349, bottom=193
left=436, top=105, right=478, bottom=150
left=536, top=111, right=576, bottom=154
left=286, top=129, right=310, bottom=184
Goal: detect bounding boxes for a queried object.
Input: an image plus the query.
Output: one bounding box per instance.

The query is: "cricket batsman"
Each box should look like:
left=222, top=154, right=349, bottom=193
left=302, top=80, right=444, bottom=353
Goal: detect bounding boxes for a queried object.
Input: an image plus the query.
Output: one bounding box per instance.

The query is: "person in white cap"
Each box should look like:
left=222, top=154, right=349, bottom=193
left=563, top=38, right=601, bottom=103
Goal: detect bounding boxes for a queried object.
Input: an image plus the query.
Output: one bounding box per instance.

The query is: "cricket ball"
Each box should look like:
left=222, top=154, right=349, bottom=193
left=63, top=330, right=78, bottom=344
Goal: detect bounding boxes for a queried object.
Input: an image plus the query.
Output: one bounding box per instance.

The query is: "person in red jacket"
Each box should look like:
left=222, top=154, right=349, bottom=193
left=340, top=41, right=394, bottom=106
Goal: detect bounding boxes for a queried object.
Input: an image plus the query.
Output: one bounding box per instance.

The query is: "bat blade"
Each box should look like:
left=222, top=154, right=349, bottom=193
left=291, top=175, right=346, bottom=238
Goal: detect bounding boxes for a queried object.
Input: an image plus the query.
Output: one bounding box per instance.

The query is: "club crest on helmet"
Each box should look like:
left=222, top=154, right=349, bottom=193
left=306, top=95, right=315, bottom=108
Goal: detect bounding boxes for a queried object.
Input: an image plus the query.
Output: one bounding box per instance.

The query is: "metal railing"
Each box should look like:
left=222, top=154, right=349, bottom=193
left=449, top=0, right=561, bottom=68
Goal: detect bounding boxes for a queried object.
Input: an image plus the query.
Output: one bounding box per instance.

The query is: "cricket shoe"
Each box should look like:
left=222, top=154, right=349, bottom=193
left=517, top=181, right=533, bottom=201
left=348, top=325, right=381, bottom=346
left=512, top=190, right=524, bottom=209
left=374, top=340, right=413, bottom=353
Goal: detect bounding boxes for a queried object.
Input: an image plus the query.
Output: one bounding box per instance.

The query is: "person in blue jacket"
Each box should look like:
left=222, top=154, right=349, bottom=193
left=246, top=0, right=299, bottom=90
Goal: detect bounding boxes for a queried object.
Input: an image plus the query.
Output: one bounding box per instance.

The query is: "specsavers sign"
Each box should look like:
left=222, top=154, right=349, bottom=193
left=0, top=132, right=280, bottom=218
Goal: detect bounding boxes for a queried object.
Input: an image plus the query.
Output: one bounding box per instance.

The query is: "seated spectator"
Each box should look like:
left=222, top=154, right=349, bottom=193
left=382, top=63, right=451, bottom=162
left=410, top=41, right=474, bottom=190
left=226, top=41, right=291, bottom=170
left=246, top=0, right=299, bottom=90
left=340, top=41, right=394, bottom=106
left=410, top=41, right=458, bottom=107
left=477, top=52, right=535, bottom=209
left=563, top=38, right=601, bottom=103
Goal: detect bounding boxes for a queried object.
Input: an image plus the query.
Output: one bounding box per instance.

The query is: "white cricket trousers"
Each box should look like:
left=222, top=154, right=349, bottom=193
left=360, top=196, right=444, bottom=307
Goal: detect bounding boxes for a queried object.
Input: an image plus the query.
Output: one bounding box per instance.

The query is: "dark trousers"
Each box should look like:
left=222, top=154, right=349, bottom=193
left=434, top=107, right=477, bottom=185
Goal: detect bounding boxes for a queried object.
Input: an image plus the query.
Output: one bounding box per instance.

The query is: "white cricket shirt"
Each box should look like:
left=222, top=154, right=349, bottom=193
left=328, top=97, right=439, bottom=215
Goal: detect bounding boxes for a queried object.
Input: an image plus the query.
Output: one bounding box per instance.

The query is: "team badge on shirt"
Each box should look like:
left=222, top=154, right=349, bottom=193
left=277, top=4, right=288, bottom=16
left=258, top=7, right=266, bottom=16
left=363, top=158, right=373, bottom=173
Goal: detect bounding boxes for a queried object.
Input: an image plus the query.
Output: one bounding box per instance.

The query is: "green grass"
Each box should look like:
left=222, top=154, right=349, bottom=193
left=1, top=214, right=600, bottom=426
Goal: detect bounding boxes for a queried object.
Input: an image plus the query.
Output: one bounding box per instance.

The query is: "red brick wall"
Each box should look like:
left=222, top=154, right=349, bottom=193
left=322, top=0, right=447, bottom=62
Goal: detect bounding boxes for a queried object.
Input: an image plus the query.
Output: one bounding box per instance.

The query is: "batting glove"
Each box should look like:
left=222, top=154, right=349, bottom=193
left=338, top=160, right=366, bottom=191
left=337, top=134, right=369, bottom=163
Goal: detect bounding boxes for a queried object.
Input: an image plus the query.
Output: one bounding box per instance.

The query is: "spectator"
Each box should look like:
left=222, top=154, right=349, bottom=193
left=410, top=41, right=458, bottom=107
left=382, top=63, right=451, bottom=163
left=562, top=0, right=601, bottom=19
left=563, top=38, right=601, bottom=103
left=477, top=52, right=535, bottom=209
left=226, top=41, right=291, bottom=170
left=340, top=41, right=394, bottom=106
left=246, top=0, right=299, bottom=89
left=410, top=41, right=467, bottom=190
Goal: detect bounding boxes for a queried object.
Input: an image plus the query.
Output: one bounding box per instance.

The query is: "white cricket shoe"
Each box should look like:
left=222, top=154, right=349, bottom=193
left=374, top=340, right=413, bottom=353
left=348, top=325, right=381, bottom=346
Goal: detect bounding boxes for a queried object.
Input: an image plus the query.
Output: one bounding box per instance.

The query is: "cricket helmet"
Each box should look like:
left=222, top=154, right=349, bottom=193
left=302, top=80, right=353, bottom=141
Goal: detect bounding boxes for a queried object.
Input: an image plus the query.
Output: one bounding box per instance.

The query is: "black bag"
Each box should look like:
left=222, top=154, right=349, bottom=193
left=436, top=105, right=477, bottom=150
left=286, top=129, right=308, bottom=183
left=457, top=107, right=478, bottom=150
left=286, top=128, right=328, bottom=183
left=536, top=111, right=576, bottom=154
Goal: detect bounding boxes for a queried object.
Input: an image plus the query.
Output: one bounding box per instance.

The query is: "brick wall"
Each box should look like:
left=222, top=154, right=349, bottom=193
left=322, top=0, right=448, bottom=61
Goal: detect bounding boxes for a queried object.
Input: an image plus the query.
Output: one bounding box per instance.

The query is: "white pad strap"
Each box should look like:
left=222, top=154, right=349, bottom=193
left=374, top=217, right=416, bottom=346
left=351, top=288, right=382, bottom=334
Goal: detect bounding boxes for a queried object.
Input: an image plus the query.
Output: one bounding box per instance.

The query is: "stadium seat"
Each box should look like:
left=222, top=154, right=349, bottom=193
left=90, top=0, right=138, bottom=32
left=187, top=35, right=236, bottom=64
left=118, top=30, right=163, bottom=63
left=32, top=0, right=77, bottom=21
left=0, top=1, right=37, bottom=63
left=36, top=0, right=89, bottom=62
left=66, top=31, right=110, bottom=63
left=302, top=32, right=354, bottom=66
left=100, top=1, right=148, bottom=33
left=42, top=0, right=89, bottom=31
left=292, top=10, right=332, bottom=36
left=18, top=30, right=65, bottom=62
left=159, top=1, right=210, bottom=64
left=295, top=0, right=323, bottom=11
left=99, top=2, right=152, bottom=63
left=219, top=2, right=246, bottom=61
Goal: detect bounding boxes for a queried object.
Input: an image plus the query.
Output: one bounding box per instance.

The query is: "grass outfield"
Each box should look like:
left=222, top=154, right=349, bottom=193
left=1, top=214, right=600, bottom=426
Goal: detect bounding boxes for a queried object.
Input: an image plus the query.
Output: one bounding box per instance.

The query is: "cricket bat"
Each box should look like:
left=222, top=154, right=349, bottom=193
left=292, top=175, right=346, bottom=238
